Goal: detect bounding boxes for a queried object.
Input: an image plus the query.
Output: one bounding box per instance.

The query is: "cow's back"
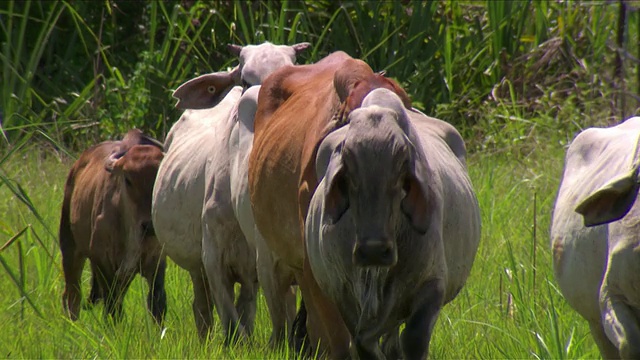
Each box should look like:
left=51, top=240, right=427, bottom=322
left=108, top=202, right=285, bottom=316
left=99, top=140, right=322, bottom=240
left=408, top=109, right=468, bottom=165
left=551, top=117, right=640, bottom=323
left=68, top=142, right=118, bottom=256
left=249, top=53, right=357, bottom=269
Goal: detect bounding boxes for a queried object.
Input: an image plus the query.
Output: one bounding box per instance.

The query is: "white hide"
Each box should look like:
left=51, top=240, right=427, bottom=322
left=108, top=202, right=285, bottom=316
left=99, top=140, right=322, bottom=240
left=228, top=86, right=297, bottom=342
left=152, top=42, right=306, bottom=342
left=551, top=116, right=640, bottom=359
left=305, top=88, right=481, bottom=358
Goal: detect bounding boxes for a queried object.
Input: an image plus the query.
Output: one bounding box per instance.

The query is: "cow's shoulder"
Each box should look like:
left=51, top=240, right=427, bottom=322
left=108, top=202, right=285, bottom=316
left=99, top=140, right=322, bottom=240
left=407, top=110, right=467, bottom=165
left=165, top=87, right=243, bottom=149
left=257, top=52, right=354, bottom=121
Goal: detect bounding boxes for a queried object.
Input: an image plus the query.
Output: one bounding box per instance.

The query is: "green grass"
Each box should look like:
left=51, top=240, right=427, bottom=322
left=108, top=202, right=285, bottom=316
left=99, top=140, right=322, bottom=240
left=0, top=129, right=601, bottom=358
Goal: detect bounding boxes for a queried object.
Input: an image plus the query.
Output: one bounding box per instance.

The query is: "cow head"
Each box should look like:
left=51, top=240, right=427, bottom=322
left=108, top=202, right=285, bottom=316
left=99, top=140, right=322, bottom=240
left=322, top=89, right=430, bottom=268
left=106, top=131, right=164, bottom=237
left=173, top=41, right=310, bottom=109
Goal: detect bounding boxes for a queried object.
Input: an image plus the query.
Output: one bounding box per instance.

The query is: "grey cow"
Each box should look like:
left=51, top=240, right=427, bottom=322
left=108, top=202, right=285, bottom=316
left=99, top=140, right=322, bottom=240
left=551, top=116, right=640, bottom=359
left=305, top=88, right=481, bottom=359
left=152, top=42, right=308, bottom=343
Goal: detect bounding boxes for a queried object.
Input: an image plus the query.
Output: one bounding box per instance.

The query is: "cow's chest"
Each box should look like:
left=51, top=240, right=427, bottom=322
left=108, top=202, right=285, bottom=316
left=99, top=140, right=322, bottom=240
left=334, top=270, right=417, bottom=337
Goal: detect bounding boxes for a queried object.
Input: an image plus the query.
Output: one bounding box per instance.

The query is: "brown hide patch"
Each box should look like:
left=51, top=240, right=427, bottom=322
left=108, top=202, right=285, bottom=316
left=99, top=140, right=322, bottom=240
left=249, top=52, right=362, bottom=356
left=254, top=51, right=353, bottom=134
left=333, top=59, right=374, bottom=103
left=346, top=74, right=412, bottom=111
left=334, top=71, right=412, bottom=128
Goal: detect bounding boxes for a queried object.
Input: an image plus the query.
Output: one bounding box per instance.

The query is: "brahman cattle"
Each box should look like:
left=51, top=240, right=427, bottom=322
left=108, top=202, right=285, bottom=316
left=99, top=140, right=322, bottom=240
left=305, top=87, right=480, bottom=359
left=249, top=51, right=462, bottom=358
left=59, top=129, right=165, bottom=323
left=551, top=116, right=640, bottom=359
left=152, top=42, right=309, bottom=343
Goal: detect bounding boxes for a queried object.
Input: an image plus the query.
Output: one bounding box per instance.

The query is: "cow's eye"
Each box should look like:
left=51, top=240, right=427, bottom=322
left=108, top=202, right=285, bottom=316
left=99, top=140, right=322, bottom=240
left=207, top=85, right=216, bottom=94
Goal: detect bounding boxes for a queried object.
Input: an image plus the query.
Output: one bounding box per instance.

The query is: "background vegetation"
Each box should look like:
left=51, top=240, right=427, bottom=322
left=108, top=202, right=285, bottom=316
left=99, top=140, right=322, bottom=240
left=1, top=0, right=639, bottom=358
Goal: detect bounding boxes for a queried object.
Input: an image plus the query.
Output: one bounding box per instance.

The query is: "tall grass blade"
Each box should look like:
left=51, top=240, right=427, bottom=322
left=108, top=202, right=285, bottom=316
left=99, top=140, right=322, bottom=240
left=0, top=225, right=29, bottom=253
left=0, top=241, right=43, bottom=318
left=0, top=172, right=55, bottom=238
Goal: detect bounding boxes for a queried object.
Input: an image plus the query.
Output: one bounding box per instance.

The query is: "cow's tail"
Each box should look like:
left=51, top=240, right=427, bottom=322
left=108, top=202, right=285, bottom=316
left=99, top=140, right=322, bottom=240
left=289, top=298, right=310, bottom=356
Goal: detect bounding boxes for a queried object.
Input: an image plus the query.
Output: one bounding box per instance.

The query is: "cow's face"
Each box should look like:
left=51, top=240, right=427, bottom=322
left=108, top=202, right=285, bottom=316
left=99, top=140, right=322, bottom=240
left=323, top=106, right=429, bottom=268
left=106, top=145, right=164, bottom=237
left=228, top=42, right=310, bottom=88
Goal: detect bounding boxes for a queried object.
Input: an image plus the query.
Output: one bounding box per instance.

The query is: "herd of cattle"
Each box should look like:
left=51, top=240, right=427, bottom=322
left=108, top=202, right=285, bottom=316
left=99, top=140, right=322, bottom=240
left=56, top=42, right=640, bottom=359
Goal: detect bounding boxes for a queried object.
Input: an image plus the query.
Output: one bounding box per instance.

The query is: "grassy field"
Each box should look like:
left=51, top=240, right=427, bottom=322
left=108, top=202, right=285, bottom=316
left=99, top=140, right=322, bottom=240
left=0, top=126, right=601, bottom=358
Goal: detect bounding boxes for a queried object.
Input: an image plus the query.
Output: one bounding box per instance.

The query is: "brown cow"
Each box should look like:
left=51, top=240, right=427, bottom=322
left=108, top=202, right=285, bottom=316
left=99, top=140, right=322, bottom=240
left=249, top=52, right=413, bottom=358
left=59, top=129, right=166, bottom=324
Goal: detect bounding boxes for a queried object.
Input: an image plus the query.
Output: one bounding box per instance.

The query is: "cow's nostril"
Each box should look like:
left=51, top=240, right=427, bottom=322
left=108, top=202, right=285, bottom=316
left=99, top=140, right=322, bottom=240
left=353, top=239, right=397, bottom=267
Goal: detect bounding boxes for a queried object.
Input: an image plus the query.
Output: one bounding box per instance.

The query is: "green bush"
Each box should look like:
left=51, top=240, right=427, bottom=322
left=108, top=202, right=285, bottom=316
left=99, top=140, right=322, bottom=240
left=0, top=1, right=638, bottom=149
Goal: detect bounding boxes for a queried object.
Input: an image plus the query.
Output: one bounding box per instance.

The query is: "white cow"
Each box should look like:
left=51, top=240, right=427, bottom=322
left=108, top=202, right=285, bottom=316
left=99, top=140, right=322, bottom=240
left=551, top=116, right=640, bottom=359
left=152, top=42, right=309, bottom=343
left=305, top=88, right=481, bottom=359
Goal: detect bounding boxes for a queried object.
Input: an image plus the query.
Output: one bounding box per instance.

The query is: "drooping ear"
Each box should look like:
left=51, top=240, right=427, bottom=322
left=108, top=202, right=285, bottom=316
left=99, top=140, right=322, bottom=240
left=400, top=169, right=429, bottom=234
left=333, top=59, right=374, bottom=103
left=227, top=44, right=243, bottom=56
left=172, top=67, right=241, bottom=109
left=575, top=167, right=640, bottom=227
left=291, top=42, right=311, bottom=55
left=137, top=133, right=164, bottom=151
left=105, top=150, right=126, bottom=173
left=323, top=155, right=350, bottom=224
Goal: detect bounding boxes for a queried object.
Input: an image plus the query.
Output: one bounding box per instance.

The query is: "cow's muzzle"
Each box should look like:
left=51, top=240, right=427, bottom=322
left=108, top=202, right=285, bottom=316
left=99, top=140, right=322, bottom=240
left=141, top=221, right=155, bottom=237
left=353, top=238, right=397, bottom=267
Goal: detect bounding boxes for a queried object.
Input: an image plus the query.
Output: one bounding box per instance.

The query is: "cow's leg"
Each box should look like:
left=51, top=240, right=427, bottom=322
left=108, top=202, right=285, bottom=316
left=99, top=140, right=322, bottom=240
left=189, top=268, right=213, bottom=339
left=141, top=257, right=167, bottom=325
left=588, top=321, right=620, bottom=359
left=299, top=257, right=352, bottom=359
left=290, top=298, right=309, bottom=354
left=202, top=223, right=246, bottom=344
left=102, top=270, right=134, bottom=322
left=401, top=279, right=444, bottom=360
left=61, top=248, right=85, bottom=321
left=353, top=336, right=384, bottom=360
left=92, top=266, right=117, bottom=320
left=601, top=291, right=639, bottom=359
left=210, top=270, right=246, bottom=345
left=87, top=262, right=103, bottom=306
left=236, top=277, right=258, bottom=336
left=257, top=236, right=297, bottom=347
left=381, top=329, right=401, bottom=360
